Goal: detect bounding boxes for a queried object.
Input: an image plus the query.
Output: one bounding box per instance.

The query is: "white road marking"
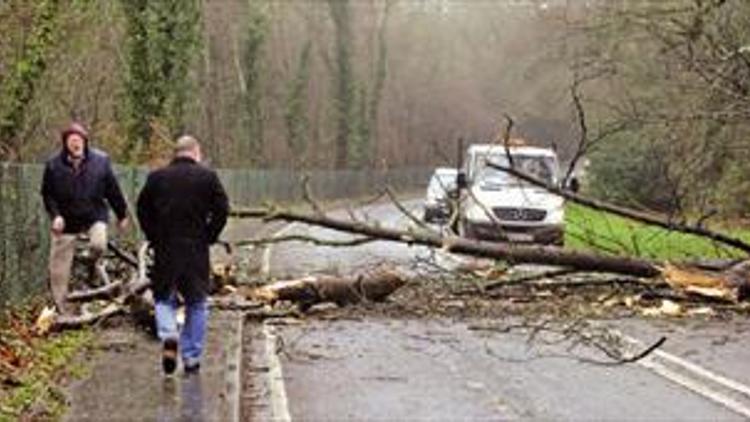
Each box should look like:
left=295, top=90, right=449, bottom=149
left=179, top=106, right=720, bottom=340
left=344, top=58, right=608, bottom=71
left=264, top=321, right=292, bottom=422
left=638, top=357, right=750, bottom=418
left=618, top=332, right=750, bottom=418
left=262, top=223, right=298, bottom=276
left=651, top=348, right=750, bottom=398
left=228, top=314, right=243, bottom=422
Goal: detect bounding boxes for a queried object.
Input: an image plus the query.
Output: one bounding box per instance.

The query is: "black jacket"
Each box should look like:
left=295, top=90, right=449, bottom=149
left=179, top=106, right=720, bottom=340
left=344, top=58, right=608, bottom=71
left=136, top=157, right=229, bottom=302
left=41, top=148, right=128, bottom=234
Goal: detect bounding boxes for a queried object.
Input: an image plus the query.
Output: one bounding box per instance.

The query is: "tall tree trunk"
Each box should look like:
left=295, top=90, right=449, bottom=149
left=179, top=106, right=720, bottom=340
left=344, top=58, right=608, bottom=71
left=240, top=0, right=268, bottom=165
left=329, top=0, right=354, bottom=169
left=369, top=0, right=392, bottom=162
left=0, top=0, right=61, bottom=158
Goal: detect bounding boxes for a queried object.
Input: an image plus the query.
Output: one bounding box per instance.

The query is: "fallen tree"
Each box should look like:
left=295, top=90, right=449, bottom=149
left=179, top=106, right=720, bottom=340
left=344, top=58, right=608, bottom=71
left=41, top=237, right=410, bottom=331
left=38, top=183, right=750, bottom=332
left=230, top=203, right=750, bottom=302
left=232, top=206, right=662, bottom=277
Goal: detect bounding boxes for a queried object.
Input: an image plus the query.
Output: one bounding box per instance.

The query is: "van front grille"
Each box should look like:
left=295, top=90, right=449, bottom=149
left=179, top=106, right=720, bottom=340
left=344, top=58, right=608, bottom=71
left=493, top=207, right=546, bottom=222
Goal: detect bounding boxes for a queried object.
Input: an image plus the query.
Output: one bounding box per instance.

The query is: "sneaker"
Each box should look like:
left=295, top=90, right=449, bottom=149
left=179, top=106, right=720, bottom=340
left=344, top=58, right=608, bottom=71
left=162, top=339, right=178, bottom=375
left=184, top=362, right=201, bottom=375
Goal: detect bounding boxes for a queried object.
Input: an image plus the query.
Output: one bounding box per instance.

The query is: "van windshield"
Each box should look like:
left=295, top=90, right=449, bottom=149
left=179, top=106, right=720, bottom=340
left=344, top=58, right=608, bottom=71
left=476, top=154, right=557, bottom=190
left=431, top=173, right=457, bottom=190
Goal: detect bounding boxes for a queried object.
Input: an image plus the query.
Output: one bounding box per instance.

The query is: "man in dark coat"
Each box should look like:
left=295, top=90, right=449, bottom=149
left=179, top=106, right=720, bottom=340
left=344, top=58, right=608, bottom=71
left=136, top=135, right=229, bottom=375
left=41, top=122, right=130, bottom=314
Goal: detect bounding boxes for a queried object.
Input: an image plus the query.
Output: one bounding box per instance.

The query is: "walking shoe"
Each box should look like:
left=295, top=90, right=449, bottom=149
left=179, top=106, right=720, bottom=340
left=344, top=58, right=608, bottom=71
left=162, top=338, right=178, bottom=375
left=184, top=362, right=201, bottom=375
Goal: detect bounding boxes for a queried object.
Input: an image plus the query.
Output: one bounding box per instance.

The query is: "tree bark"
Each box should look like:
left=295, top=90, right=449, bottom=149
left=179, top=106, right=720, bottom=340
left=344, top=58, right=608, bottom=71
left=252, top=266, right=407, bottom=310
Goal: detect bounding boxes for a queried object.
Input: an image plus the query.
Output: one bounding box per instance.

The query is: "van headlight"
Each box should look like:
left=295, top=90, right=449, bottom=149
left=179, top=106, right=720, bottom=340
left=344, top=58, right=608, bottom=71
left=465, top=202, right=491, bottom=223
left=546, top=205, right=565, bottom=225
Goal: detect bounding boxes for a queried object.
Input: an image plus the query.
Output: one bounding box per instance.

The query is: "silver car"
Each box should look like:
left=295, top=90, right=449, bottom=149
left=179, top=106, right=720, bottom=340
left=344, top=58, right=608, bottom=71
left=423, top=167, right=458, bottom=223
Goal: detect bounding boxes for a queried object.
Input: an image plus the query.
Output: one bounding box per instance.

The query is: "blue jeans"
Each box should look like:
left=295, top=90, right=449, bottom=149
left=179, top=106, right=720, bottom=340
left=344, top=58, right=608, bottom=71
left=155, top=294, right=208, bottom=368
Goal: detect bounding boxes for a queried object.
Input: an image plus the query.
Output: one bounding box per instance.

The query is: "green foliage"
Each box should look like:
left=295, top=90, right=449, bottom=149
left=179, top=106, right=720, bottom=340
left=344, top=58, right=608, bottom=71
left=329, top=0, right=356, bottom=169
left=327, top=0, right=382, bottom=169
left=284, top=41, right=312, bottom=160
left=0, top=307, right=93, bottom=421
left=0, top=0, right=61, bottom=157
left=120, top=0, right=152, bottom=156
left=587, top=133, right=676, bottom=212
left=565, top=203, right=750, bottom=260
left=240, top=0, right=269, bottom=165
left=368, top=1, right=391, bottom=152
left=713, top=159, right=750, bottom=218
left=150, top=0, right=202, bottom=136
left=119, top=0, right=201, bottom=161
left=581, top=1, right=750, bottom=219
left=349, top=83, right=370, bottom=169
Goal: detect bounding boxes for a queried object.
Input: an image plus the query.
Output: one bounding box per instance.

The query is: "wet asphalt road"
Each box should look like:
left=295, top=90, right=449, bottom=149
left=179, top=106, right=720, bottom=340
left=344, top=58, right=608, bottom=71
left=265, top=200, right=432, bottom=278
left=274, top=319, right=743, bottom=421
left=250, top=200, right=750, bottom=421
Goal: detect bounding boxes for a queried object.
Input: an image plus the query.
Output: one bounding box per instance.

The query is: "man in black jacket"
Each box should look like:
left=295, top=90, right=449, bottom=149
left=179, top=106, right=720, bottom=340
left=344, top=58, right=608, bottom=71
left=136, top=135, right=229, bottom=375
left=41, top=122, right=129, bottom=315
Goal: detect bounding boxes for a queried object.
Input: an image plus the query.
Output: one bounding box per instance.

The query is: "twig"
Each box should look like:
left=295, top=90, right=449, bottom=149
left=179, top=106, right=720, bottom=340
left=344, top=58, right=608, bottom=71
left=301, top=174, right=327, bottom=217
left=107, top=241, right=138, bottom=268
left=384, top=186, right=436, bottom=234
left=67, top=280, right=123, bottom=302
left=483, top=268, right=580, bottom=291
left=54, top=305, right=125, bottom=330
left=471, top=320, right=666, bottom=366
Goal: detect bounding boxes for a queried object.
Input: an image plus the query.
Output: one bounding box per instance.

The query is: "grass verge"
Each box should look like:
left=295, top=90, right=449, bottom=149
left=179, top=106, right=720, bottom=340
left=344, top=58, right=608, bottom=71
left=0, top=304, right=94, bottom=422
left=565, top=203, right=750, bottom=261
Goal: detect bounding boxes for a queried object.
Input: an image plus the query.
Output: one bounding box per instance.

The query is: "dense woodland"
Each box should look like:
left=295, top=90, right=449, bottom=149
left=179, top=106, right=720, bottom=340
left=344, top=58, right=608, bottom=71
left=0, top=0, right=749, bottom=219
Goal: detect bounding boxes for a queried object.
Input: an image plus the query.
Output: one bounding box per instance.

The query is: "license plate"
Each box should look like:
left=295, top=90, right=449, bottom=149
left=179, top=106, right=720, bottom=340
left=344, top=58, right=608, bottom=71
left=506, top=232, right=534, bottom=242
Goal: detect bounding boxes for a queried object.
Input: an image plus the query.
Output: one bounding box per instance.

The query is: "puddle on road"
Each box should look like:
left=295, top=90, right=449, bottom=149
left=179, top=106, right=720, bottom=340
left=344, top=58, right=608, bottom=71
left=154, top=375, right=208, bottom=421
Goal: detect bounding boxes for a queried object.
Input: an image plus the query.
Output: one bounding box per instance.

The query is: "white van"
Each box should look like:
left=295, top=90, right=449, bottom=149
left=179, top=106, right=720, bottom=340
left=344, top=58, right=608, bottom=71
left=458, top=143, right=566, bottom=245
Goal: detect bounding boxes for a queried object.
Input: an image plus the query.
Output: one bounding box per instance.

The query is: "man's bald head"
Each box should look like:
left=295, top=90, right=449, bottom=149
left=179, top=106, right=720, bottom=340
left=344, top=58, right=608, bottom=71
left=174, top=135, right=202, bottom=162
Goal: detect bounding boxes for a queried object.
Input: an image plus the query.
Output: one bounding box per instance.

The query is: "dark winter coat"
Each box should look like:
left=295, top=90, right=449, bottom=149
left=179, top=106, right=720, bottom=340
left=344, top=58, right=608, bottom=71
left=136, top=157, right=229, bottom=303
left=41, top=147, right=128, bottom=234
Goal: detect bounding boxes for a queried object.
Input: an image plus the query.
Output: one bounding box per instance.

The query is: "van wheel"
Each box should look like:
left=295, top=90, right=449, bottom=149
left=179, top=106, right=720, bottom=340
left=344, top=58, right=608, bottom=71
left=423, top=209, right=435, bottom=224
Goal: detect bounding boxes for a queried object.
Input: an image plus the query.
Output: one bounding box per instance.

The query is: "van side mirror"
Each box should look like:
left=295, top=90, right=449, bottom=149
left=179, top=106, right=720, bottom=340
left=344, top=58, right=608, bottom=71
left=456, top=172, right=467, bottom=190
left=567, top=177, right=580, bottom=193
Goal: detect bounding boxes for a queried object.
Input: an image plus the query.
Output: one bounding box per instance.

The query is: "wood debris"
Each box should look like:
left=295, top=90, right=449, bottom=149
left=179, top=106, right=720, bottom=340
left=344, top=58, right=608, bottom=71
left=251, top=265, right=408, bottom=311
left=661, top=261, right=750, bottom=302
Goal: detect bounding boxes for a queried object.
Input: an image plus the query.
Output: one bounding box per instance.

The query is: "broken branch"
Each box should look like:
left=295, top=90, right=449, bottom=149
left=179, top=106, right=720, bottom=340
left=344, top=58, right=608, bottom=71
left=486, top=162, right=750, bottom=255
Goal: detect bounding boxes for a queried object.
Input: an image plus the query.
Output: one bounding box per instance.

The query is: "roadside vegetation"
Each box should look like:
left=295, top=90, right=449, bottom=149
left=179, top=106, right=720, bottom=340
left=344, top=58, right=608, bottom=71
left=566, top=204, right=750, bottom=261
left=0, top=303, right=93, bottom=421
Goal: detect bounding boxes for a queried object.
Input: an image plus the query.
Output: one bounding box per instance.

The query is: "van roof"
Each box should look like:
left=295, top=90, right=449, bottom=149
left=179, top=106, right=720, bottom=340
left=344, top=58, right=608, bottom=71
left=434, top=167, right=458, bottom=175
left=467, top=144, right=557, bottom=158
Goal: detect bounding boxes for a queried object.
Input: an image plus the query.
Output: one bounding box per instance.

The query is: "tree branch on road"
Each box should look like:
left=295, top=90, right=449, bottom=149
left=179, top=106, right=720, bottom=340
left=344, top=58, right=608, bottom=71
left=230, top=205, right=662, bottom=277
